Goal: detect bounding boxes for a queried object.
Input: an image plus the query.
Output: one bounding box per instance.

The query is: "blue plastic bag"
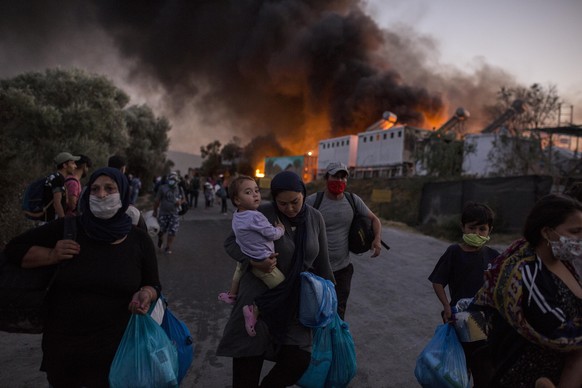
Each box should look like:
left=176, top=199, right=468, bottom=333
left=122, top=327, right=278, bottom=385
left=296, top=325, right=333, bottom=388
left=325, top=313, right=357, bottom=388
left=109, top=313, right=179, bottom=388
left=299, top=272, right=337, bottom=328
left=161, top=305, right=195, bottom=384
left=414, top=323, right=469, bottom=388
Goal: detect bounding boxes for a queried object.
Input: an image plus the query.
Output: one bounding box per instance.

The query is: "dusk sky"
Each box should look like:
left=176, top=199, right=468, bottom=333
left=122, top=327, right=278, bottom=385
left=1, top=1, right=580, bottom=153
left=367, top=0, right=582, bottom=113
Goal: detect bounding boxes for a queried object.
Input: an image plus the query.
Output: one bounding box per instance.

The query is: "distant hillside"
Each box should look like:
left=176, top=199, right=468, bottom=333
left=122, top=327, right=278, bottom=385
left=166, top=150, right=202, bottom=174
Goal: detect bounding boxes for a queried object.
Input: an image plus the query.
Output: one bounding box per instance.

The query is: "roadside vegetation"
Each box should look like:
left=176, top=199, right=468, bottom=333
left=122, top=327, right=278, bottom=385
left=0, top=69, right=173, bottom=245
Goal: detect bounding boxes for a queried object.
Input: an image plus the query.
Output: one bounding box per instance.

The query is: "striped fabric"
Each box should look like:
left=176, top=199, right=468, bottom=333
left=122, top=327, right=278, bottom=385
left=474, top=239, right=582, bottom=351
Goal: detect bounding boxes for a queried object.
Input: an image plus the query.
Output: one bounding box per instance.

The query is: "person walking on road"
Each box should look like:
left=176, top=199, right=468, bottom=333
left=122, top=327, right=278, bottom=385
left=4, top=167, right=161, bottom=387
left=190, top=172, right=201, bottom=208
left=473, top=194, right=582, bottom=388
left=204, top=180, right=214, bottom=208
left=64, top=154, right=92, bottom=216
left=128, top=173, right=141, bottom=205
left=217, top=175, right=286, bottom=337
left=428, top=201, right=499, bottom=386
left=218, top=170, right=334, bottom=388
left=153, top=171, right=186, bottom=254
left=49, top=152, right=81, bottom=220
left=305, top=161, right=382, bottom=320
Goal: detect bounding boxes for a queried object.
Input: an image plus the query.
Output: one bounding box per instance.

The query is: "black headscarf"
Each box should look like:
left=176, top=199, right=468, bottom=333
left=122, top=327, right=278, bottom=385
left=80, top=167, right=133, bottom=243
left=270, top=170, right=308, bottom=226
left=256, top=170, right=307, bottom=343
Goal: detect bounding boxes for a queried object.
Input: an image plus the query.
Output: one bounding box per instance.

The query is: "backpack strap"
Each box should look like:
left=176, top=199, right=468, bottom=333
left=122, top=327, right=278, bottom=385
left=313, top=191, right=325, bottom=209
left=63, top=216, right=77, bottom=240
left=344, top=192, right=358, bottom=216
left=46, top=216, right=77, bottom=292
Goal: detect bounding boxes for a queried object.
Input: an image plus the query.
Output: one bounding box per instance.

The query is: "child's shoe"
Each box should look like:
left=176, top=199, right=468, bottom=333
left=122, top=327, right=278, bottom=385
left=242, top=305, right=257, bottom=337
left=218, top=292, right=237, bottom=305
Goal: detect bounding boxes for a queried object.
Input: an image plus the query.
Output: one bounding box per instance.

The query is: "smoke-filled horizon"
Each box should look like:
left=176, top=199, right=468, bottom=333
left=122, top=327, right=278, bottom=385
left=0, top=0, right=519, bottom=155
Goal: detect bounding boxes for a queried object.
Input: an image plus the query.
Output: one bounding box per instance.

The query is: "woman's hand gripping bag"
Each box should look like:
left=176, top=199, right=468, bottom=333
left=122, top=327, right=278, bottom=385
left=109, top=313, right=179, bottom=388
left=414, top=323, right=469, bottom=388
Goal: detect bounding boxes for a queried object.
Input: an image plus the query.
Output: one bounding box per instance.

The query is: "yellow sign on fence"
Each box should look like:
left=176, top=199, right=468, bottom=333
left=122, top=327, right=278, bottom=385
left=371, top=189, right=392, bottom=203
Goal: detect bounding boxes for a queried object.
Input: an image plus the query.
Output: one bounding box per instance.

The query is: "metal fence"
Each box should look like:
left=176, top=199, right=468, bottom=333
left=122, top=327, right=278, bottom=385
left=419, top=175, right=553, bottom=233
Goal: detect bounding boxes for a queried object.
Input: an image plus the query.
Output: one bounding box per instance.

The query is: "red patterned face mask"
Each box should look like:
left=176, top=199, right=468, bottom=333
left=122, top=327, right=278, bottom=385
left=327, top=180, right=346, bottom=195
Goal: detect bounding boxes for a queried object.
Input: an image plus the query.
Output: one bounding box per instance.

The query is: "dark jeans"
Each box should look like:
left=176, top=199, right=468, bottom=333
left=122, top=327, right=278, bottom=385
left=221, top=197, right=228, bottom=213
left=462, top=341, right=495, bottom=388
left=192, top=191, right=198, bottom=208
left=333, top=263, right=354, bottom=320
left=232, top=345, right=311, bottom=388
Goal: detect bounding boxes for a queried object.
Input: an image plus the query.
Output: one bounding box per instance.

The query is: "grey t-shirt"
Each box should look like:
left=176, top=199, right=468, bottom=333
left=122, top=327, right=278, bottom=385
left=155, top=184, right=183, bottom=215
left=305, top=191, right=371, bottom=272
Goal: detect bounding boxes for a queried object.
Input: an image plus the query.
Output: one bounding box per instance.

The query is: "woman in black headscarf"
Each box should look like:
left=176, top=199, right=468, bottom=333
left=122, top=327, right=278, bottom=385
left=5, top=167, right=161, bottom=387
left=217, top=171, right=335, bottom=388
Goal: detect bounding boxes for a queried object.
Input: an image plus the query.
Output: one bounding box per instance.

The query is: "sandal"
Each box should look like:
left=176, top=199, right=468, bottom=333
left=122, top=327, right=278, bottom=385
left=218, top=292, right=237, bottom=305
left=243, top=305, right=257, bottom=337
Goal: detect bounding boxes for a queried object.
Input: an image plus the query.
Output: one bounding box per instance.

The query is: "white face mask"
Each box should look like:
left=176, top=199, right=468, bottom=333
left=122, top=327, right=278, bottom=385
left=89, top=193, right=122, bottom=219
left=549, top=233, right=582, bottom=262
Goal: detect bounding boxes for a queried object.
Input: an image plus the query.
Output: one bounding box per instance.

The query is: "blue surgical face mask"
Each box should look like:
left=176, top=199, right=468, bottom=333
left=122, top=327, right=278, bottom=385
left=89, top=193, right=122, bottom=219
left=168, top=179, right=177, bottom=187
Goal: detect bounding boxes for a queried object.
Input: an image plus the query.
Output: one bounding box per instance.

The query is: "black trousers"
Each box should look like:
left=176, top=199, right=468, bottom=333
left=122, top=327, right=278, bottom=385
left=232, top=345, right=311, bottom=388
left=333, top=263, right=354, bottom=320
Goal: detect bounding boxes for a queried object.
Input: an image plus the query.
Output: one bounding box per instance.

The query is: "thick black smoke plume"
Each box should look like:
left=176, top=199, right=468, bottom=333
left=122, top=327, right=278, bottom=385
left=0, top=0, right=514, bottom=153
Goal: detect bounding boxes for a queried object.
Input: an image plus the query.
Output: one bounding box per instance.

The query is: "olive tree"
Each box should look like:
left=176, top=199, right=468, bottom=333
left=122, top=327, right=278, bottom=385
left=0, top=68, right=170, bottom=244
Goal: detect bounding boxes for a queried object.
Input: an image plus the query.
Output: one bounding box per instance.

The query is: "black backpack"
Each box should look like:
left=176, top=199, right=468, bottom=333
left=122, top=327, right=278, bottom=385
left=21, top=175, right=54, bottom=221
left=0, top=216, right=77, bottom=333
left=313, top=191, right=375, bottom=254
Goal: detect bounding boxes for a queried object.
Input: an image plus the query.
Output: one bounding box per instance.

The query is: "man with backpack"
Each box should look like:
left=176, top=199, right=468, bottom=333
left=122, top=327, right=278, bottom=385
left=22, top=151, right=80, bottom=223
left=47, top=152, right=80, bottom=220
left=305, top=162, right=383, bottom=320
left=65, top=154, right=92, bottom=216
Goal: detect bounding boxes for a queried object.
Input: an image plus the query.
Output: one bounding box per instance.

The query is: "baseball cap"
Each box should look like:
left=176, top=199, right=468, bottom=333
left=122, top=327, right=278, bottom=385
left=54, top=152, right=81, bottom=166
left=325, top=162, right=349, bottom=176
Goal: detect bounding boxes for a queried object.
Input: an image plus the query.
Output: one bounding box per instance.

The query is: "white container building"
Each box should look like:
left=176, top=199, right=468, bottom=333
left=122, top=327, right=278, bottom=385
left=353, top=125, right=431, bottom=178
left=316, top=135, right=358, bottom=178
left=462, top=133, right=499, bottom=177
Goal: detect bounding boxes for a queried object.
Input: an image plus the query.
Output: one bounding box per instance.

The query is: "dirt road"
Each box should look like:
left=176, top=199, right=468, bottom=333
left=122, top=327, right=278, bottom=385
left=0, top=206, right=507, bottom=387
